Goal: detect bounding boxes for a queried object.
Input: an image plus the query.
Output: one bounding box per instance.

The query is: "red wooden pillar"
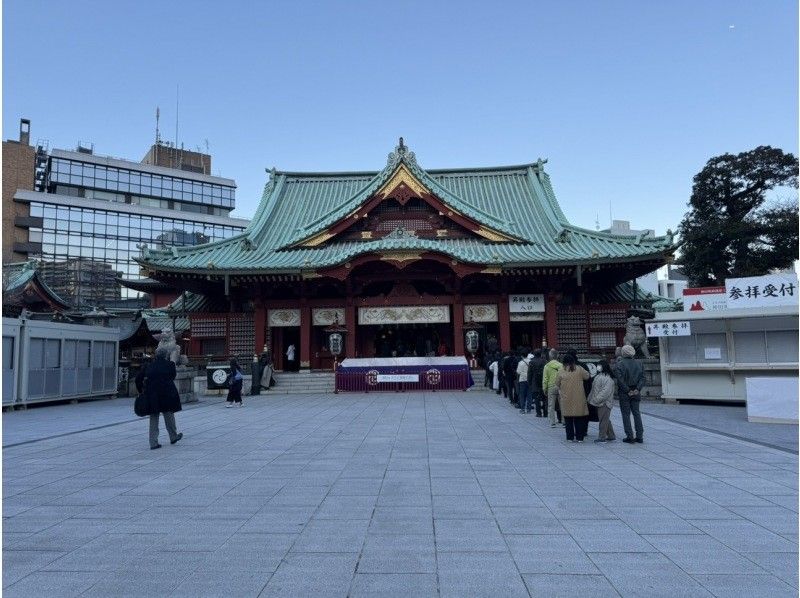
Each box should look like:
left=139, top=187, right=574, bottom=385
left=453, top=298, right=464, bottom=357
left=498, top=294, right=511, bottom=351
left=545, top=293, right=558, bottom=349
left=345, top=300, right=356, bottom=359
left=300, top=300, right=311, bottom=370
left=254, top=301, right=266, bottom=355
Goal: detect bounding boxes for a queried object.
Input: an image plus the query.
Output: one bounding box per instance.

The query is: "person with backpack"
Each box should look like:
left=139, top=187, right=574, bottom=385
left=226, top=358, right=244, bottom=408
left=588, top=360, right=617, bottom=443
left=135, top=348, right=183, bottom=450
left=527, top=349, right=548, bottom=417
left=616, top=345, right=645, bottom=443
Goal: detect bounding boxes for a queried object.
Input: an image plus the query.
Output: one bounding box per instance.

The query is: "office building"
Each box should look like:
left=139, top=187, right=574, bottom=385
left=4, top=119, right=249, bottom=308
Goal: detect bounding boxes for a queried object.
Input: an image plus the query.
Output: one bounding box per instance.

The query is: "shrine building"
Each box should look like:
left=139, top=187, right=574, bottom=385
left=137, top=140, right=675, bottom=371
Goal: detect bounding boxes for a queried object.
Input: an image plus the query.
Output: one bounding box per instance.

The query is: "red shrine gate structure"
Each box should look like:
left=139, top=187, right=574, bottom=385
left=137, top=140, right=675, bottom=371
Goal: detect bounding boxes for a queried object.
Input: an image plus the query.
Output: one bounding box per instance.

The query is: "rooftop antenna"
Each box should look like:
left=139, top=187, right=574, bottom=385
left=175, top=84, right=180, bottom=170
left=609, top=201, right=613, bottom=228
left=595, top=213, right=600, bottom=231
left=154, top=106, right=160, bottom=164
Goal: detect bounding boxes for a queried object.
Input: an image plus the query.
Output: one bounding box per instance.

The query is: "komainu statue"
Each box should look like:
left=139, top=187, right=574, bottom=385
left=623, top=315, right=650, bottom=358
left=154, top=323, right=186, bottom=365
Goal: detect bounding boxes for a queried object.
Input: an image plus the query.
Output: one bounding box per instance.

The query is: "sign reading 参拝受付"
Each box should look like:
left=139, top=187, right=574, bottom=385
left=509, top=294, right=545, bottom=313
left=645, top=321, right=691, bottom=337
left=725, top=274, right=798, bottom=309
left=683, top=287, right=727, bottom=312
left=376, top=374, right=419, bottom=383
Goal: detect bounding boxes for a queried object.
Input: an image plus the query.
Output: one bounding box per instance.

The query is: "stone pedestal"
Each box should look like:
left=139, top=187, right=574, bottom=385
left=175, top=366, right=198, bottom=403
left=640, top=358, right=662, bottom=400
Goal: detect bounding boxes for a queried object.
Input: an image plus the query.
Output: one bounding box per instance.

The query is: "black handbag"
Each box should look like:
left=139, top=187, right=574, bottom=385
left=134, top=376, right=149, bottom=417
left=587, top=403, right=599, bottom=422
left=134, top=393, right=148, bottom=417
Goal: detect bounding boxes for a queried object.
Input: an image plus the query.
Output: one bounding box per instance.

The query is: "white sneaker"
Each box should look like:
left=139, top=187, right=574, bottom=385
left=237, top=403, right=243, bottom=407
left=550, top=423, right=557, bottom=428
left=225, top=404, right=233, bottom=408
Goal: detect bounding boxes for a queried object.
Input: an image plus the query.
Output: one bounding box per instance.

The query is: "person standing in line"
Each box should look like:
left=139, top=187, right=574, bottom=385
left=588, top=360, right=617, bottom=443
left=556, top=352, right=590, bottom=442
left=527, top=349, right=547, bottom=417
left=503, top=352, right=519, bottom=406
left=226, top=358, right=244, bottom=408
left=616, top=344, right=645, bottom=443
left=542, top=349, right=563, bottom=428
left=259, top=351, right=274, bottom=391
left=286, top=344, right=296, bottom=372
left=516, top=352, right=532, bottom=414
left=489, top=353, right=501, bottom=392
left=484, top=352, right=493, bottom=388
left=136, top=348, right=183, bottom=450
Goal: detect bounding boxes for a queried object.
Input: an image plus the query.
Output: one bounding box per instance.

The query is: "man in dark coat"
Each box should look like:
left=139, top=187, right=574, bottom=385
left=527, top=349, right=548, bottom=417
left=502, top=352, right=518, bottom=405
left=137, top=348, right=183, bottom=450
left=616, top=344, right=645, bottom=443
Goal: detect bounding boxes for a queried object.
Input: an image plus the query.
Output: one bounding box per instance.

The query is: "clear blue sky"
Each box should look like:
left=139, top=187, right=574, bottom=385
left=4, top=0, right=797, bottom=235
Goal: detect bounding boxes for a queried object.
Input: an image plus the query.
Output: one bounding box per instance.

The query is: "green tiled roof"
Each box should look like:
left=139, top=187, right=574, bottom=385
left=3, top=261, right=71, bottom=309
left=138, top=143, right=675, bottom=274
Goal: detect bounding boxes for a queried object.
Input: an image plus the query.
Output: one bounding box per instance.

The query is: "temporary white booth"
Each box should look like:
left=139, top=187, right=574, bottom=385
left=653, top=305, right=798, bottom=411
left=2, top=317, right=119, bottom=407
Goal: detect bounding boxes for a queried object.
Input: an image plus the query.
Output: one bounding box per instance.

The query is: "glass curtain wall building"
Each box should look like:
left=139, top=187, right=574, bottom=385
left=13, top=147, right=248, bottom=308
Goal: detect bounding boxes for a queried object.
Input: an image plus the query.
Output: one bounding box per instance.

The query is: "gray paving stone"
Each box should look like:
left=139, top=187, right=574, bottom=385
left=561, top=519, right=657, bottom=553
left=369, top=506, right=434, bottom=535
left=349, top=573, right=438, bottom=597
left=433, top=494, right=493, bottom=519
left=745, top=552, right=799, bottom=587
left=506, top=534, right=600, bottom=574
left=260, top=552, right=358, bottom=597
left=2, top=549, right=66, bottom=588
left=693, top=573, right=797, bottom=598
left=438, top=551, right=528, bottom=597
left=590, top=551, right=715, bottom=597
left=690, top=519, right=798, bottom=552
left=169, top=569, right=272, bottom=597
left=522, top=573, right=621, bottom=597
left=645, top=534, right=765, bottom=574
left=3, top=570, right=102, bottom=598
left=291, top=518, right=370, bottom=552
left=435, top=518, right=506, bottom=551
left=357, top=534, right=436, bottom=573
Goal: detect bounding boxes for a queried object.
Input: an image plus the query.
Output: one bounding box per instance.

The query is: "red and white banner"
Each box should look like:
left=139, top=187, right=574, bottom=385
left=683, top=287, right=726, bottom=312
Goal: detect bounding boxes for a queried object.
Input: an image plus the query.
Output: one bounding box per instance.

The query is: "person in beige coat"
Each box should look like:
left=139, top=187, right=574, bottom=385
left=556, top=352, right=590, bottom=442
left=588, top=360, right=617, bottom=443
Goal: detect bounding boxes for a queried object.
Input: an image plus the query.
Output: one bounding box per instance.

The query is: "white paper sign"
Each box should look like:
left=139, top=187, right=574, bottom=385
left=726, top=274, right=798, bottom=309
left=509, top=294, right=545, bottom=313
left=704, top=347, right=722, bottom=360
left=376, top=374, right=419, bottom=383
left=646, top=321, right=691, bottom=337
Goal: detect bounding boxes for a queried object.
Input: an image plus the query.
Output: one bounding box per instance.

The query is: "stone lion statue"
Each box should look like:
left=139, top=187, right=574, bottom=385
left=623, top=315, right=649, bottom=358
left=154, top=323, right=186, bottom=365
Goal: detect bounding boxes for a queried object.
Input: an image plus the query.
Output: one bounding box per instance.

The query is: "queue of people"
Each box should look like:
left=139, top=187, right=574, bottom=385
left=487, top=344, right=645, bottom=444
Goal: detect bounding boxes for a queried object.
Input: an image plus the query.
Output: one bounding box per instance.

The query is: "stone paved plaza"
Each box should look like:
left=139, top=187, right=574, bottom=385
left=3, top=390, right=798, bottom=597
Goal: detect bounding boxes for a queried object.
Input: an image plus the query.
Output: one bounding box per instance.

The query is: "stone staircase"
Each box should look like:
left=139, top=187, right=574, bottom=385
left=264, top=372, right=336, bottom=395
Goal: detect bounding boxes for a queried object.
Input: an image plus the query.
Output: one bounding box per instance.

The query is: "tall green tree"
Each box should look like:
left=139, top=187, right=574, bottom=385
left=678, top=146, right=798, bottom=286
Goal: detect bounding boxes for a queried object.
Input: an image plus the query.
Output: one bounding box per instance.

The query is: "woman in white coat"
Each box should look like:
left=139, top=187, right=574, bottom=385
left=588, top=360, right=617, bottom=443
left=489, top=353, right=500, bottom=392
